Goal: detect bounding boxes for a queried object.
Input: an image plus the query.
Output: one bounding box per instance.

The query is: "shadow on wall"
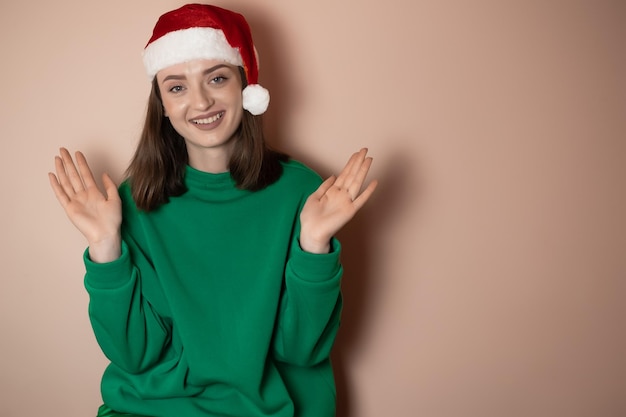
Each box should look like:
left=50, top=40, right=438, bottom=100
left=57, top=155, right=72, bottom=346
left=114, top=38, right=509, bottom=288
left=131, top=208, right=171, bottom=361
left=231, top=5, right=420, bottom=416
left=240, top=6, right=297, bottom=151
left=332, top=150, right=415, bottom=417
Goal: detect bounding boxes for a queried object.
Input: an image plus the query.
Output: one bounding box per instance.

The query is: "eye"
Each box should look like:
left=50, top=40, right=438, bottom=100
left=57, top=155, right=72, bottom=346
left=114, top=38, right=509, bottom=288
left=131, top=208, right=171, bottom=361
left=210, top=75, right=228, bottom=84
left=168, top=85, right=184, bottom=93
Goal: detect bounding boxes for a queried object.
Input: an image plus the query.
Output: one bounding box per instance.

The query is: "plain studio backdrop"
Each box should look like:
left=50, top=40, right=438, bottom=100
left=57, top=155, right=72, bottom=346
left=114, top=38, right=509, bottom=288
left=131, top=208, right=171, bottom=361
left=0, top=1, right=624, bottom=416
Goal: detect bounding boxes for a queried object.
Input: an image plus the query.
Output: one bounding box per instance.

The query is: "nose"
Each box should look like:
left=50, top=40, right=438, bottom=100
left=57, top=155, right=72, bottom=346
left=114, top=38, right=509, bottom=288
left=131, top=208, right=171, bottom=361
left=190, top=84, right=214, bottom=110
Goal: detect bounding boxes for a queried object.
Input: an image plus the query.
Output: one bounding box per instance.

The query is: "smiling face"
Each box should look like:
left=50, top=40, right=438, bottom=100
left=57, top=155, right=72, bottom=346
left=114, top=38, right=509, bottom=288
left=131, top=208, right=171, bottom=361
left=157, top=59, right=244, bottom=173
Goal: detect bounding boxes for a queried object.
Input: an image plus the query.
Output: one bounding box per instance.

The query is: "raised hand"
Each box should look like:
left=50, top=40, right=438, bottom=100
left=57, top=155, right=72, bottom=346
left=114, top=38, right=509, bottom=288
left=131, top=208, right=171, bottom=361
left=299, top=148, right=378, bottom=254
left=48, top=148, right=122, bottom=263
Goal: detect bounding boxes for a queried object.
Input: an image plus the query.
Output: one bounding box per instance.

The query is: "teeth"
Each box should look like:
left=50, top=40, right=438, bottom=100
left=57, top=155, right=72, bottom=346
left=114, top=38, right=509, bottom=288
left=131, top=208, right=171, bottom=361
left=193, top=112, right=223, bottom=124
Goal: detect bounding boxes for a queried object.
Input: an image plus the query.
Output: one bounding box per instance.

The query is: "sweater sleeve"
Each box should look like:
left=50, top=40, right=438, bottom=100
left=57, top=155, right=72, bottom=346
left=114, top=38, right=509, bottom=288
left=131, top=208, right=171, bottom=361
left=84, top=241, right=171, bottom=374
left=272, top=237, right=343, bottom=367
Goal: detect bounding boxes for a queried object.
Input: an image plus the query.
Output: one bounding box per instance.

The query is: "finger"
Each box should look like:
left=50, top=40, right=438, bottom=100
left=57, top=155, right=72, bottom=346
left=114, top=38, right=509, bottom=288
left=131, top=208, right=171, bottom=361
left=102, top=173, right=120, bottom=201
left=333, top=149, right=361, bottom=187
left=75, top=151, right=99, bottom=190
left=334, top=149, right=366, bottom=188
left=347, top=156, right=373, bottom=198
left=48, top=172, right=70, bottom=207
left=54, top=154, right=76, bottom=197
left=59, top=148, right=85, bottom=193
left=351, top=179, right=378, bottom=211
left=309, top=175, right=336, bottom=200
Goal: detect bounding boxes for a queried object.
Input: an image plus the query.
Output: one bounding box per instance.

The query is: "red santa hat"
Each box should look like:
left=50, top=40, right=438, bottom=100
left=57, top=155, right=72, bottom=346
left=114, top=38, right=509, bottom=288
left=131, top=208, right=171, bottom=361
left=143, top=3, right=270, bottom=115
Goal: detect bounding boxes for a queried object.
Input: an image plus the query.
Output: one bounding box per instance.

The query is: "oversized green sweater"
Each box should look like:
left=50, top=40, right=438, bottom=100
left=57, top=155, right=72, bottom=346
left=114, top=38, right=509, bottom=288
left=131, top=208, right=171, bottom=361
left=83, top=160, right=343, bottom=417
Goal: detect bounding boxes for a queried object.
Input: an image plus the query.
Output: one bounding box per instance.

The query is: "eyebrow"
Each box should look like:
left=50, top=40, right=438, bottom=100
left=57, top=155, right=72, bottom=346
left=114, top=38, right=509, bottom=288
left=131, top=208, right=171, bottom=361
left=161, top=64, right=231, bottom=82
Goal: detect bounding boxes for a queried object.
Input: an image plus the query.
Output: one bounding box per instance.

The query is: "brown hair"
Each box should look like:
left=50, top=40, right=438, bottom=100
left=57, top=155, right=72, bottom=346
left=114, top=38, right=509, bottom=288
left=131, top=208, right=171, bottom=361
left=126, top=68, right=286, bottom=211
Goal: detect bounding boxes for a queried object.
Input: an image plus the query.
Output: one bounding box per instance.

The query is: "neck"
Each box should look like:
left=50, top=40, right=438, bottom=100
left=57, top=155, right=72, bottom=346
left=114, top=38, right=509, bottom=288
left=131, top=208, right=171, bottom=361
left=186, top=142, right=235, bottom=173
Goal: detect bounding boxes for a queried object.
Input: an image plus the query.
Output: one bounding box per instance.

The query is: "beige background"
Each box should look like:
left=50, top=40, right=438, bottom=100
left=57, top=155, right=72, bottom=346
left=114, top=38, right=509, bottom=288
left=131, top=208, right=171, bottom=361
left=1, top=0, right=624, bottom=416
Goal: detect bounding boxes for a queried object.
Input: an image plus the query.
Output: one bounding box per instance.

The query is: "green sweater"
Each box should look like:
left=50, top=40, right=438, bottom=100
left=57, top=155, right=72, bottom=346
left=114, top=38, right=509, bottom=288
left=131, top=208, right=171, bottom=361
left=84, top=160, right=343, bottom=417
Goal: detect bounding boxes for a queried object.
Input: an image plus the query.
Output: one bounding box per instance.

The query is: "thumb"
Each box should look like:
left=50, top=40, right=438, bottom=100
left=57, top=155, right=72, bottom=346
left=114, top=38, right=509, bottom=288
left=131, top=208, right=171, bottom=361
left=310, top=175, right=336, bottom=200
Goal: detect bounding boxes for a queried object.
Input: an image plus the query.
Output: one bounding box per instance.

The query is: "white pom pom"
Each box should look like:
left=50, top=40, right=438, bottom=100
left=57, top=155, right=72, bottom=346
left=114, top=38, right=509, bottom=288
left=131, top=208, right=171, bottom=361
left=242, top=84, right=270, bottom=115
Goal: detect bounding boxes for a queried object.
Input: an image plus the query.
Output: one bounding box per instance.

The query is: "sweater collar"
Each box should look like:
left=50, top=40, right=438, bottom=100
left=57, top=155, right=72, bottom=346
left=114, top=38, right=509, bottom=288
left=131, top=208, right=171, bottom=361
left=184, top=165, right=234, bottom=188
left=183, top=165, right=252, bottom=201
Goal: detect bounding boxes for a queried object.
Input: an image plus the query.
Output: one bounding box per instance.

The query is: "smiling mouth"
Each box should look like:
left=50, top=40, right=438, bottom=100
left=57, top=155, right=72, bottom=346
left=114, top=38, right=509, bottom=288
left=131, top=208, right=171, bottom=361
left=192, top=112, right=224, bottom=125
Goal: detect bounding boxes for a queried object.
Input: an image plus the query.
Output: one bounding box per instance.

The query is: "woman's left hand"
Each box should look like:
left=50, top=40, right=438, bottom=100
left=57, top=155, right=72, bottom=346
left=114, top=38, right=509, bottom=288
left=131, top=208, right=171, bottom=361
left=299, top=148, right=378, bottom=254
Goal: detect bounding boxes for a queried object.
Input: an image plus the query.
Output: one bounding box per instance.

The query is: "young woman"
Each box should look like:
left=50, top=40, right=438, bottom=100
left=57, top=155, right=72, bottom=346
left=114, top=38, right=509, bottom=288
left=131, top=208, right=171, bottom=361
left=49, top=4, right=376, bottom=417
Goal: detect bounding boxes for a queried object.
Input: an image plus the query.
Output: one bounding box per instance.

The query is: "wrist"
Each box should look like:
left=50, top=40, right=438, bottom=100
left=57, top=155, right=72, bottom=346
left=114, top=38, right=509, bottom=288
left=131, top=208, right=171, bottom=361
left=88, top=234, right=122, bottom=263
left=299, top=235, right=331, bottom=254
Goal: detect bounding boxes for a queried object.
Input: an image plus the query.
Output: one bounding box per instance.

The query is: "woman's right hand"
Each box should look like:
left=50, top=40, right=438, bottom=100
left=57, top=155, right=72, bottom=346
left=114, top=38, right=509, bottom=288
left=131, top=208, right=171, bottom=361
left=49, top=148, right=122, bottom=263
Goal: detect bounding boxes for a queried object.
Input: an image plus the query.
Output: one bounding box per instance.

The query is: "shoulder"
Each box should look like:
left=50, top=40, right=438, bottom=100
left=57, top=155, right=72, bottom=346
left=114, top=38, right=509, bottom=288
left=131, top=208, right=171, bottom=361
left=279, top=159, right=323, bottom=187
left=118, top=181, right=141, bottom=217
left=274, top=159, right=325, bottom=196
left=266, top=159, right=323, bottom=206
left=118, top=181, right=133, bottom=204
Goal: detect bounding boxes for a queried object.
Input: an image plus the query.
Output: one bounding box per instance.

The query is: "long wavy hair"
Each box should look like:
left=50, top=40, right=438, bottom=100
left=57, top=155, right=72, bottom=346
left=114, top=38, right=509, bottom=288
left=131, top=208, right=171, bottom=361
left=125, top=67, right=286, bottom=212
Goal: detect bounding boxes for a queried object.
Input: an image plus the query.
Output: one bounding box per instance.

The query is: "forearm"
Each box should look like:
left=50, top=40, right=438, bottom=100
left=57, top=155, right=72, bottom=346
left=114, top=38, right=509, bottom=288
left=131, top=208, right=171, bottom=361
left=272, top=238, right=343, bottom=366
left=84, top=242, right=170, bottom=373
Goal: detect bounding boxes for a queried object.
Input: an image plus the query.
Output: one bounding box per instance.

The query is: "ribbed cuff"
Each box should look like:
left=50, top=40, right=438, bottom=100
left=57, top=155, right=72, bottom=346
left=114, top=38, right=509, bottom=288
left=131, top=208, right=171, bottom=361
left=84, top=241, right=133, bottom=290
left=290, top=237, right=342, bottom=283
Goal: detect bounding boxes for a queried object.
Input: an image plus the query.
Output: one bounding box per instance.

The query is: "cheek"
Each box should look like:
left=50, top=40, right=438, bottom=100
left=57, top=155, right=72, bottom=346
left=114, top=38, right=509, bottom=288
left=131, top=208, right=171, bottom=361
left=162, top=99, right=183, bottom=119
left=234, top=108, right=244, bottom=126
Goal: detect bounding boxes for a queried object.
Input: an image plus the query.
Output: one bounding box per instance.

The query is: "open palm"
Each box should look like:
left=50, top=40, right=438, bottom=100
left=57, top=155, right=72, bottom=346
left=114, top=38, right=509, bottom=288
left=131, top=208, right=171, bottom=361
left=299, top=148, right=377, bottom=254
left=49, top=148, right=122, bottom=262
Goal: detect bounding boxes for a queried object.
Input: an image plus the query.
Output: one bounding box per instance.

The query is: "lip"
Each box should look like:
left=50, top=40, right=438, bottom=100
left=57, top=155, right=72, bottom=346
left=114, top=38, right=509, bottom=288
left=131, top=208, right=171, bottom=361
left=189, top=111, right=225, bottom=130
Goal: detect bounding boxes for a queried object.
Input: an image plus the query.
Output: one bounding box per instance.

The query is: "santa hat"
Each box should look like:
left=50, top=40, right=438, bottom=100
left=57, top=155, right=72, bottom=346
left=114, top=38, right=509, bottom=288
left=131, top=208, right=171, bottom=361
left=142, top=3, right=269, bottom=115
